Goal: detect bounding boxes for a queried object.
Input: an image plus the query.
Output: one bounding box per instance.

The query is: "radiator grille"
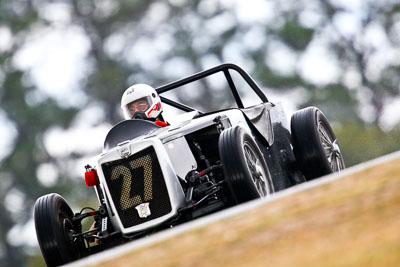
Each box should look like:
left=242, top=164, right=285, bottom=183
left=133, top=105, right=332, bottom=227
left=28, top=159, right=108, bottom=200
left=102, top=146, right=171, bottom=228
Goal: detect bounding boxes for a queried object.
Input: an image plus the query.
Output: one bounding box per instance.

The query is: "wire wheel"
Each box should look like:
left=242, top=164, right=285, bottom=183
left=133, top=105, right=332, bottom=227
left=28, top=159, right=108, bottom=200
left=291, top=106, right=345, bottom=180
left=243, top=141, right=269, bottom=197
left=219, top=126, right=274, bottom=204
left=317, top=121, right=345, bottom=172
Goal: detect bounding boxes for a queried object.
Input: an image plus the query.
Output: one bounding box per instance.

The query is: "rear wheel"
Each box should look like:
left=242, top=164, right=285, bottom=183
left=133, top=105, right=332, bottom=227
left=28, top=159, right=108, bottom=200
left=34, top=193, right=84, bottom=267
left=219, top=126, right=274, bottom=204
left=291, top=107, right=345, bottom=180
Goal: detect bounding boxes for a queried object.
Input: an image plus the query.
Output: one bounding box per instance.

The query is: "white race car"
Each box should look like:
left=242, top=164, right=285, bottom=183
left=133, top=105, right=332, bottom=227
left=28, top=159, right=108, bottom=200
left=34, top=63, right=345, bottom=266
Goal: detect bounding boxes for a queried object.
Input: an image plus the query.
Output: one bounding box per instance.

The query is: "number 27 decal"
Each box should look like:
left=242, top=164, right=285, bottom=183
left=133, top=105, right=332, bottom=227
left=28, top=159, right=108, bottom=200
left=111, top=155, right=153, bottom=210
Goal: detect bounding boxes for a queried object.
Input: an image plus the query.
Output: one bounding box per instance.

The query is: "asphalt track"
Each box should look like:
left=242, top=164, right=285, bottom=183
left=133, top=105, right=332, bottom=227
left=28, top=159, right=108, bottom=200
left=64, top=150, right=400, bottom=267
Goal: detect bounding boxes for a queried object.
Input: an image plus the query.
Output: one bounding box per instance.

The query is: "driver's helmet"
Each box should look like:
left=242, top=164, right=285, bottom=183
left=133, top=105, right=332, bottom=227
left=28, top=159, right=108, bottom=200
left=121, top=84, right=162, bottom=120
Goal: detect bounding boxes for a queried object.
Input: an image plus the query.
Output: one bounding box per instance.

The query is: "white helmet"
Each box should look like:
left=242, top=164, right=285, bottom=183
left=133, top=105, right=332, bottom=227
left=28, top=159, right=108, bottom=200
left=121, top=84, right=162, bottom=120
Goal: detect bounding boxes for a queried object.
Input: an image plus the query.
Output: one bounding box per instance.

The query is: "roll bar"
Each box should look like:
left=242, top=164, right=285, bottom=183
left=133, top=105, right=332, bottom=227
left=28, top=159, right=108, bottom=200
left=155, top=63, right=268, bottom=112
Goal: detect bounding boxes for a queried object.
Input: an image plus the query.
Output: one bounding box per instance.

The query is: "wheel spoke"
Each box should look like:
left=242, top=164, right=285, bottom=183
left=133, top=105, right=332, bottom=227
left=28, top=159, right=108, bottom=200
left=256, top=179, right=266, bottom=196
left=319, top=133, right=331, bottom=145
left=244, top=144, right=258, bottom=171
left=244, top=146, right=254, bottom=166
left=243, top=142, right=270, bottom=197
left=336, top=157, right=341, bottom=172
left=325, top=153, right=332, bottom=162
left=244, top=145, right=256, bottom=175
left=244, top=148, right=253, bottom=169
left=319, top=128, right=332, bottom=145
left=248, top=147, right=257, bottom=166
left=320, top=123, right=331, bottom=139
left=318, top=123, right=333, bottom=146
left=256, top=160, right=266, bottom=182
left=255, top=170, right=267, bottom=196
left=321, top=141, right=330, bottom=149
left=331, top=156, right=337, bottom=171
left=260, top=181, right=266, bottom=196
left=323, top=146, right=331, bottom=158
left=246, top=160, right=256, bottom=175
left=246, top=157, right=254, bottom=171
left=336, top=152, right=345, bottom=171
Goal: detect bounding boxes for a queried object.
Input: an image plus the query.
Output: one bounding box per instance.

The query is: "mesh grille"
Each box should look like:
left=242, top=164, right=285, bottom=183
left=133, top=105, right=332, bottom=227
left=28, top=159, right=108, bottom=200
left=102, top=146, right=172, bottom=228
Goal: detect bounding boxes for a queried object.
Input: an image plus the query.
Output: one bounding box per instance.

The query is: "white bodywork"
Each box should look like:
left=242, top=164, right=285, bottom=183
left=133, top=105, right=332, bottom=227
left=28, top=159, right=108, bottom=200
left=95, top=109, right=250, bottom=235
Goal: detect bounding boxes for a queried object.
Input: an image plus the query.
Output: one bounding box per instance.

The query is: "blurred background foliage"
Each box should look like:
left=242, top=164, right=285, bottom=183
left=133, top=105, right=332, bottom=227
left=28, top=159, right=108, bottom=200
left=0, top=0, right=400, bottom=266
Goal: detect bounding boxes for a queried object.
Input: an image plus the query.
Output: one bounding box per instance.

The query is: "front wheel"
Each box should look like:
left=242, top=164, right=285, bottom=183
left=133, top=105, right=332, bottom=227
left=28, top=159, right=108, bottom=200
left=291, top=107, right=345, bottom=180
left=219, top=126, right=274, bottom=204
left=34, top=193, right=84, bottom=266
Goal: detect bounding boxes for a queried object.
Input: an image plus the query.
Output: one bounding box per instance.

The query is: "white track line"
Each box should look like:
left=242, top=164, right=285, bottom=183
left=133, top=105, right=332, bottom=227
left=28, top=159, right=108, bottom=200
left=65, top=150, right=400, bottom=267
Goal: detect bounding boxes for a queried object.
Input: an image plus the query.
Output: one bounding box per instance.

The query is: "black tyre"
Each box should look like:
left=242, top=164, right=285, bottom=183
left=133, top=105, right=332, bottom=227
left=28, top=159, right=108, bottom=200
left=219, top=126, right=274, bottom=204
left=34, top=193, right=84, bottom=267
left=291, top=107, right=345, bottom=180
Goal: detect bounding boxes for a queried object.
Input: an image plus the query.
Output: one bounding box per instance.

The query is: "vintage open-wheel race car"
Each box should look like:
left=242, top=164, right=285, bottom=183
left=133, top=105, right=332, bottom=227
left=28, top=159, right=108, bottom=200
left=34, top=63, right=345, bottom=266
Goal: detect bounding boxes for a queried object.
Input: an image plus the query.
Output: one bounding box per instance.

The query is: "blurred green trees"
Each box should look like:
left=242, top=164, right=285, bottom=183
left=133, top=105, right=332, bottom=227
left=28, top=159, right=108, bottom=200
left=335, top=123, right=400, bottom=167
left=1, top=0, right=400, bottom=266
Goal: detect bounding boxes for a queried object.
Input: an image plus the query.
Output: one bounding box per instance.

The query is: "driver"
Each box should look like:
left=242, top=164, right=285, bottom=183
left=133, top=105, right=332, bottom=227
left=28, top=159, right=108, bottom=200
left=121, top=84, right=169, bottom=127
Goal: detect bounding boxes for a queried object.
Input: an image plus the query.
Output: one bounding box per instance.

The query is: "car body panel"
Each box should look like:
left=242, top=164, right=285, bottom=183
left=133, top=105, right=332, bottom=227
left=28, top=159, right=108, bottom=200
left=97, top=138, right=186, bottom=235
